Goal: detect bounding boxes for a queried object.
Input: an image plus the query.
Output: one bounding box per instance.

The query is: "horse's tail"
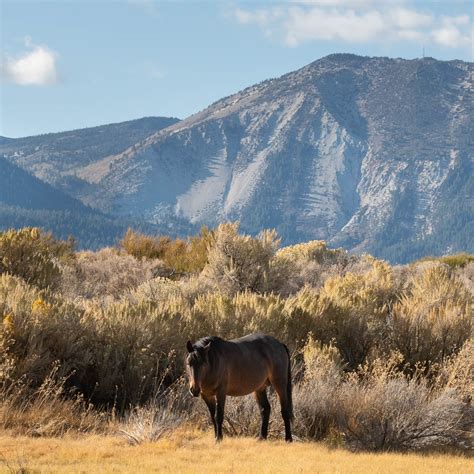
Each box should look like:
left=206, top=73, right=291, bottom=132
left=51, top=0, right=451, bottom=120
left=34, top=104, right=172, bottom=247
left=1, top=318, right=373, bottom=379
left=283, top=343, right=294, bottom=422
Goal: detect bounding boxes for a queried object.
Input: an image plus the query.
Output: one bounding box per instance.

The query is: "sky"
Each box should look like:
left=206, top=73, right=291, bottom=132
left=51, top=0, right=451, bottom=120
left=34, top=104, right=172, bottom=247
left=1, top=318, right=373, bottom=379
left=1, top=0, right=472, bottom=138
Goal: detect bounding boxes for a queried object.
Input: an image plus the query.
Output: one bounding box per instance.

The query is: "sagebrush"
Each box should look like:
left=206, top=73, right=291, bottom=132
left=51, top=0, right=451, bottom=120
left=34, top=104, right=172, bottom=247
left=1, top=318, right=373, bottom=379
left=1, top=226, right=472, bottom=452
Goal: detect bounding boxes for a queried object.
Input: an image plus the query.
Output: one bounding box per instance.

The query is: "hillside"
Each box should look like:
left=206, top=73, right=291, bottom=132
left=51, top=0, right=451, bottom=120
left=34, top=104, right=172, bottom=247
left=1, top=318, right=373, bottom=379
left=0, top=117, right=182, bottom=247
left=1, top=55, right=472, bottom=262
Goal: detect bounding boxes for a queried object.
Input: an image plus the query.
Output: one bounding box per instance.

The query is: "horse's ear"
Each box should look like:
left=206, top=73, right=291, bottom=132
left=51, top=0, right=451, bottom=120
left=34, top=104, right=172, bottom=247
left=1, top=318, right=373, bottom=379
left=186, top=340, right=194, bottom=353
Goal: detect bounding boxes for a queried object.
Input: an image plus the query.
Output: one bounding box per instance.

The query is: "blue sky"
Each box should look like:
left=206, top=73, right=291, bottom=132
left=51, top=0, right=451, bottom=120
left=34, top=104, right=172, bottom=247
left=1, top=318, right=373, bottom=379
left=1, top=0, right=472, bottom=137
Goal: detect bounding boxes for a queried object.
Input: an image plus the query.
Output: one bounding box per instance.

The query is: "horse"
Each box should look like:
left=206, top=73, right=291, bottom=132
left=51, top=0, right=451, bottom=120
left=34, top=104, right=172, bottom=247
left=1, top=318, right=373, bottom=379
left=185, top=333, right=293, bottom=442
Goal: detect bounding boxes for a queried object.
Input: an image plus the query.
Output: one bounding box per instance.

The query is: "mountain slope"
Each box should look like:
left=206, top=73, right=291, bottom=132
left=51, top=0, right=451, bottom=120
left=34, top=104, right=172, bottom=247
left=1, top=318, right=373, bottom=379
left=1, top=116, right=179, bottom=204
left=84, top=55, right=472, bottom=262
left=2, top=55, right=472, bottom=262
left=0, top=157, right=176, bottom=248
left=0, top=156, right=90, bottom=211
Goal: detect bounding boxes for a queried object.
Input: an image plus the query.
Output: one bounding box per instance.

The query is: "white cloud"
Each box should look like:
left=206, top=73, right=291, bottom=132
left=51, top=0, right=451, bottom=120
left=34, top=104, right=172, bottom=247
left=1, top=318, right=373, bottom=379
left=390, top=7, right=432, bottom=29
left=432, top=15, right=471, bottom=47
left=232, top=3, right=471, bottom=50
left=432, top=25, right=467, bottom=48
left=235, top=8, right=271, bottom=26
left=284, top=8, right=385, bottom=46
left=397, top=29, right=424, bottom=41
left=2, top=38, right=58, bottom=86
left=441, top=14, right=470, bottom=26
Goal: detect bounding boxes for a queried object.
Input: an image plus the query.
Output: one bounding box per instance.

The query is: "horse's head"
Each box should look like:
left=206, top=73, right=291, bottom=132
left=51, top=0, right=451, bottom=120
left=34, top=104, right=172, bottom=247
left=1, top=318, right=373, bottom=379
left=185, top=340, right=211, bottom=397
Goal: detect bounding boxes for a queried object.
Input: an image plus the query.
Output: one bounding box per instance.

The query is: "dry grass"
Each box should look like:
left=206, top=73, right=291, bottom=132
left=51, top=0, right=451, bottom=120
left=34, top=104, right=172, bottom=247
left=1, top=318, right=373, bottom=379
left=0, top=430, right=471, bottom=474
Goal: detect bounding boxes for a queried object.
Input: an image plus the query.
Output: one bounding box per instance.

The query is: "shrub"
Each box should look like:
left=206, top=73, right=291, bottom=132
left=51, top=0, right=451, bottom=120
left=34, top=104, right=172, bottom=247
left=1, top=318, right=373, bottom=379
left=0, top=366, right=104, bottom=437
left=120, top=228, right=169, bottom=260
left=2, top=224, right=473, bottom=451
left=434, top=338, right=473, bottom=403
left=162, top=226, right=213, bottom=274
left=416, top=253, right=474, bottom=269
left=273, top=241, right=351, bottom=294
left=286, top=259, right=398, bottom=368
left=457, top=261, right=474, bottom=296
left=276, top=240, right=348, bottom=265
left=338, top=378, right=470, bottom=451
left=120, top=226, right=212, bottom=275
left=203, top=223, right=281, bottom=295
left=0, top=227, right=74, bottom=289
left=391, top=266, right=472, bottom=369
left=119, top=380, right=192, bottom=445
left=292, top=338, right=344, bottom=440
left=0, top=275, right=90, bottom=388
left=59, top=247, right=167, bottom=300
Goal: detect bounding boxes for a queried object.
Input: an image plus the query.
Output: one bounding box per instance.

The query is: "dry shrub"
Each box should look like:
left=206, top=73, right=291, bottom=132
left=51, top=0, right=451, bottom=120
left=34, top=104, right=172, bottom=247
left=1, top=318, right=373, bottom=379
left=120, top=227, right=212, bottom=275
left=203, top=223, right=281, bottom=295
left=179, top=275, right=214, bottom=304
left=285, top=259, right=398, bottom=368
left=60, top=247, right=167, bottom=299
left=78, top=302, right=189, bottom=407
left=277, top=240, right=348, bottom=265
left=119, top=405, right=183, bottom=445
left=0, top=274, right=90, bottom=388
left=1, top=225, right=473, bottom=452
left=129, top=276, right=182, bottom=303
left=417, top=253, right=474, bottom=269
left=391, top=266, right=472, bottom=369
left=1, top=273, right=189, bottom=408
left=120, top=228, right=170, bottom=260
left=457, top=261, right=474, bottom=296
left=292, top=338, right=344, bottom=440
left=0, top=367, right=104, bottom=437
left=339, top=378, right=470, bottom=452
left=0, top=227, right=74, bottom=289
left=189, top=291, right=313, bottom=349
left=119, top=380, right=192, bottom=445
left=434, top=338, right=473, bottom=403
left=273, top=240, right=351, bottom=294
left=219, top=394, right=263, bottom=437
left=163, top=227, right=213, bottom=274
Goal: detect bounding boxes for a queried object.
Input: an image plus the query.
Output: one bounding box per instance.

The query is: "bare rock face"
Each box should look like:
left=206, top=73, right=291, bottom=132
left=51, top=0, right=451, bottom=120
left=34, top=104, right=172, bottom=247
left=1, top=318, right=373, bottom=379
left=1, top=55, right=472, bottom=262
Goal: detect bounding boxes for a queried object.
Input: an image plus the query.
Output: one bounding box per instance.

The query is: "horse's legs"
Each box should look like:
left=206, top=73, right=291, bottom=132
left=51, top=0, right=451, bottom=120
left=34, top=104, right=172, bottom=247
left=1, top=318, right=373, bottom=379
left=215, top=391, right=226, bottom=442
left=255, top=389, right=271, bottom=440
left=202, top=395, right=217, bottom=437
left=270, top=378, right=293, bottom=442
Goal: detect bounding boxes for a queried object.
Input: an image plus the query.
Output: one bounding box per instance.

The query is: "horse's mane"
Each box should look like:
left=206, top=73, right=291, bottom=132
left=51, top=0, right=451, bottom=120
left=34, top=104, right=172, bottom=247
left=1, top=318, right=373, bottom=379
left=193, top=336, right=223, bottom=369
left=193, top=336, right=223, bottom=350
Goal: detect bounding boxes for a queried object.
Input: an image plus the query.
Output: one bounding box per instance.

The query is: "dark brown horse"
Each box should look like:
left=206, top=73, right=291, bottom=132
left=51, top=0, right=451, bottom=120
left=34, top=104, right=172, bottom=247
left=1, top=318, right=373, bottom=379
left=185, top=333, right=293, bottom=442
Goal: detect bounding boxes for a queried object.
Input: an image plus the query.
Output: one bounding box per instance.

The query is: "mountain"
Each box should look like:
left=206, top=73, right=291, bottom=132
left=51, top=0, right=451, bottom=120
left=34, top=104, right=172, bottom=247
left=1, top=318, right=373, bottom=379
left=0, top=156, right=170, bottom=248
left=1, top=55, right=472, bottom=262
left=0, top=156, right=89, bottom=211
left=0, top=117, right=181, bottom=247
left=0, top=116, right=179, bottom=205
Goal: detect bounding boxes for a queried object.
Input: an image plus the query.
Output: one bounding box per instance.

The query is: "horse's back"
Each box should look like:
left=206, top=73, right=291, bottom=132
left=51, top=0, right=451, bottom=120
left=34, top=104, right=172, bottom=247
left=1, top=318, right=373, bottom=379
left=230, top=333, right=287, bottom=360
left=217, top=334, right=288, bottom=395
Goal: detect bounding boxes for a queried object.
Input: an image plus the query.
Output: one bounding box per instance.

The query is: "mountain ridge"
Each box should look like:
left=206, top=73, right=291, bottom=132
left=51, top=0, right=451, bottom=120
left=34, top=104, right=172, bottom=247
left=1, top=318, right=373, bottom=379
left=1, top=54, right=472, bottom=262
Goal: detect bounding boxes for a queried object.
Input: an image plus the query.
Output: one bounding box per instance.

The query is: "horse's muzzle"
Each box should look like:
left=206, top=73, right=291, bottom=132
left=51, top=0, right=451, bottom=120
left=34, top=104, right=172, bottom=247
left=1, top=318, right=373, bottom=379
left=189, top=387, right=200, bottom=397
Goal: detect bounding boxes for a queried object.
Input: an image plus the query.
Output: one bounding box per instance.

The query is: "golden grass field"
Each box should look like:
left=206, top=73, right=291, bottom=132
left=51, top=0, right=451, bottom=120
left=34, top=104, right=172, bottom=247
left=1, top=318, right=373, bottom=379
left=0, top=429, right=472, bottom=474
